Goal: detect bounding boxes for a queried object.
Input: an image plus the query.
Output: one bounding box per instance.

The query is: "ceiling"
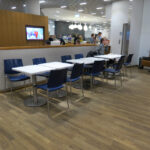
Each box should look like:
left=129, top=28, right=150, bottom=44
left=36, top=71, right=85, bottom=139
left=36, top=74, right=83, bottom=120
left=40, top=0, right=120, bottom=17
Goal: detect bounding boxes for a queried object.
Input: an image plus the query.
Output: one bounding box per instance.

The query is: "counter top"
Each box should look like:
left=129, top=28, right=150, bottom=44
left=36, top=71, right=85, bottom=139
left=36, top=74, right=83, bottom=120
left=0, top=44, right=96, bottom=50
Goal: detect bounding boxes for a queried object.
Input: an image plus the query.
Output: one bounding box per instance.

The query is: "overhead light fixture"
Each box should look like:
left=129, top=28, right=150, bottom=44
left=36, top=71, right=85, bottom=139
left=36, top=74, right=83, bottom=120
left=89, top=25, right=92, bottom=30
left=91, top=13, right=96, bottom=15
left=78, top=9, right=84, bottom=12
left=84, top=24, right=88, bottom=31
left=11, top=6, right=16, bottom=10
left=75, top=14, right=80, bottom=18
left=96, top=7, right=103, bottom=10
left=23, top=4, right=26, bottom=7
left=80, top=2, right=87, bottom=5
left=104, top=0, right=111, bottom=2
left=39, top=0, right=46, bottom=4
left=78, top=24, right=83, bottom=30
left=60, top=5, right=67, bottom=8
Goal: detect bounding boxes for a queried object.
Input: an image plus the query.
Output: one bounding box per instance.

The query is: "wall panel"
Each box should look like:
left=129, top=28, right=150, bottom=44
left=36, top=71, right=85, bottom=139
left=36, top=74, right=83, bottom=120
left=0, top=10, right=49, bottom=47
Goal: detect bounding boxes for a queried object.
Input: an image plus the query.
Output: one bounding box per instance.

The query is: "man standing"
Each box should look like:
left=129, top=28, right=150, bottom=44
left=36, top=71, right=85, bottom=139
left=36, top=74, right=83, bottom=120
left=96, top=32, right=102, bottom=43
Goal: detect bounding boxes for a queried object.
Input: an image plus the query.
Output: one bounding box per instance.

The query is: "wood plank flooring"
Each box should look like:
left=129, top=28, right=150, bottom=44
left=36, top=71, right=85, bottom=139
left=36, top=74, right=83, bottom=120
left=0, top=67, right=150, bottom=150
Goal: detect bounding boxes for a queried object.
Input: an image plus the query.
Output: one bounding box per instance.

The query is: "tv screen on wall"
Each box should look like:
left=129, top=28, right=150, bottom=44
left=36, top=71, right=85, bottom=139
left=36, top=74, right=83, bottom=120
left=26, top=26, right=44, bottom=40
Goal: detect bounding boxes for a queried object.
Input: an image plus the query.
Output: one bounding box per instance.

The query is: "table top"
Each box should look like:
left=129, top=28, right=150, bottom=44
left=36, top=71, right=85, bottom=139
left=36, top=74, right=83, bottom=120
left=94, top=53, right=122, bottom=59
left=67, top=57, right=105, bottom=65
left=12, top=62, right=73, bottom=75
left=12, top=65, right=52, bottom=75
left=40, top=62, right=73, bottom=69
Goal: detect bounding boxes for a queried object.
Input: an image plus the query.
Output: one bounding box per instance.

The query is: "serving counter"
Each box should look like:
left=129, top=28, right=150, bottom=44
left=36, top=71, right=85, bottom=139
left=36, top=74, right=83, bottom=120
left=0, top=44, right=97, bottom=91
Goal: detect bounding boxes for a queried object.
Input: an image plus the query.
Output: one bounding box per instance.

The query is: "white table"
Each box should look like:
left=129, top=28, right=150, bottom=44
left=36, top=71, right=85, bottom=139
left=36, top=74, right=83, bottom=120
left=66, top=57, right=105, bottom=65
left=12, top=62, right=73, bottom=107
left=94, top=53, right=122, bottom=60
left=40, top=62, right=73, bottom=69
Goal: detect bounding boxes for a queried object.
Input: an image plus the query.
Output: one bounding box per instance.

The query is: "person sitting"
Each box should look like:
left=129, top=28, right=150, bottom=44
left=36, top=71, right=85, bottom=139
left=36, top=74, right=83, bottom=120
left=90, top=34, right=96, bottom=44
left=96, top=38, right=105, bottom=55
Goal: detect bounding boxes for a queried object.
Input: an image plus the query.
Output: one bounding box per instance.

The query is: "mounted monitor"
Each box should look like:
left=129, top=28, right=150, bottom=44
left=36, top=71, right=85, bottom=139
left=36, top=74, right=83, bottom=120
left=25, top=26, right=45, bottom=40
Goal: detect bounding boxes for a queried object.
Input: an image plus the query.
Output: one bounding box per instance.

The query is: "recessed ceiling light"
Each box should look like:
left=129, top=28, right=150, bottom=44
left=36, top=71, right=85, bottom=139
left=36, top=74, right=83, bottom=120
left=80, top=2, right=87, bottom=5
left=104, top=0, right=111, bottom=2
left=78, top=9, right=84, bottom=12
left=11, top=6, right=16, bottom=10
left=96, top=7, right=103, bottom=10
left=60, top=5, right=67, bottom=8
left=91, top=13, right=96, bottom=15
left=129, top=0, right=133, bottom=1
left=23, top=4, right=26, bottom=7
left=39, top=0, right=46, bottom=4
left=75, top=14, right=80, bottom=18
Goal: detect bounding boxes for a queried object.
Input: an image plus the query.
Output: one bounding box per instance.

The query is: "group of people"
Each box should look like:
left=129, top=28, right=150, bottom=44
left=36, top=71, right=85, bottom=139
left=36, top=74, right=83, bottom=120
left=90, top=32, right=110, bottom=55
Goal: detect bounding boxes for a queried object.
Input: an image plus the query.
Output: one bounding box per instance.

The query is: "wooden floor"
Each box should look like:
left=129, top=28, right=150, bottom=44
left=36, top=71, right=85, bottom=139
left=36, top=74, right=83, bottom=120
left=0, top=68, right=150, bottom=150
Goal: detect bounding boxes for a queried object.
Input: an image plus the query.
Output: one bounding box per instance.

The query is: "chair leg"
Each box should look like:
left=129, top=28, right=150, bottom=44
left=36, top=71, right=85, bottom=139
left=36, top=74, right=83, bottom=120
left=114, top=73, right=117, bottom=88
left=47, top=90, right=51, bottom=118
left=70, top=82, right=72, bottom=101
left=65, top=85, right=69, bottom=109
left=90, top=75, right=93, bottom=88
left=81, top=78, right=84, bottom=97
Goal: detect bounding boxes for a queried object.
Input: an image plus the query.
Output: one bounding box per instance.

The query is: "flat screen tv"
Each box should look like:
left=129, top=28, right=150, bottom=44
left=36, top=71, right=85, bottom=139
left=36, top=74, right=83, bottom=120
left=25, top=26, right=44, bottom=40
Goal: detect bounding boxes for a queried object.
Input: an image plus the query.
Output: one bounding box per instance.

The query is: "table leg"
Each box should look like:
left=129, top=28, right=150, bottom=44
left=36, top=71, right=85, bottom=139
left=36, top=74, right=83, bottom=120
left=24, top=75, right=47, bottom=107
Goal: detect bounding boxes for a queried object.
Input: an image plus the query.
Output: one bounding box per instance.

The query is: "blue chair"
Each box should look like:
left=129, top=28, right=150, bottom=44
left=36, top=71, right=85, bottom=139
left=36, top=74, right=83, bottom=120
left=33, top=57, right=46, bottom=65
left=105, top=56, right=125, bottom=87
left=84, top=61, right=105, bottom=88
left=124, top=54, right=134, bottom=77
left=67, top=63, right=84, bottom=101
left=61, top=55, right=72, bottom=63
left=4, top=59, right=30, bottom=92
left=124, top=54, right=134, bottom=66
left=32, top=57, right=49, bottom=78
left=37, top=69, right=69, bottom=118
left=75, top=53, right=84, bottom=59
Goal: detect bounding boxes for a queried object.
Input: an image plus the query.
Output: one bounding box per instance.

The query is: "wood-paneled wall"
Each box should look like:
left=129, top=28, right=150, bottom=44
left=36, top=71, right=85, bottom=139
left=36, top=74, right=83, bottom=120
left=0, top=10, right=49, bottom=47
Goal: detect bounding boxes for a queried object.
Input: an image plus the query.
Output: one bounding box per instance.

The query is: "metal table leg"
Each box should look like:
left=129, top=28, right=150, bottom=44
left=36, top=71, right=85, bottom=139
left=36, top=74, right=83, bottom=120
left=24, top=75, right=47, bottom=107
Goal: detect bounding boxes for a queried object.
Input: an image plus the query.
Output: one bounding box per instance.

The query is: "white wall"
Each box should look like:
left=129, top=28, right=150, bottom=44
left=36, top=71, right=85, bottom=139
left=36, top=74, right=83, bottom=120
left=128, top=0, right=144, bottom=65
left=110, top=1, right=129, bottom=54
left=139, top=0, right=150, bottom=58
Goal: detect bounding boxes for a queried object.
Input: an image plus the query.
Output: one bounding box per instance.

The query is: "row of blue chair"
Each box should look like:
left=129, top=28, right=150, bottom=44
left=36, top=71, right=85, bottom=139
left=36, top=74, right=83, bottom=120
left=61, top=53, right=84, bottom=63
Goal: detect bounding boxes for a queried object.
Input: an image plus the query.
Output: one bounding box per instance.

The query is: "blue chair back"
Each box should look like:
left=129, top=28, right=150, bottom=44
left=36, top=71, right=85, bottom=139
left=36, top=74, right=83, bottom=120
left=61, top=55, right=72, bottom=63
left=4, top=59, right=23, bottom=74
left=70, top=63, right=84, bottom=80
left=92, top=61, right=105, bottom=74
left=33, top=57, right=46, bottom=65
left=116, top=56, right=125, bottom=71
left=75, top=54, right=84, bottom=59
left=126, top=54, right=133, bottom=64
left=47, top=69, right=67, bottom=88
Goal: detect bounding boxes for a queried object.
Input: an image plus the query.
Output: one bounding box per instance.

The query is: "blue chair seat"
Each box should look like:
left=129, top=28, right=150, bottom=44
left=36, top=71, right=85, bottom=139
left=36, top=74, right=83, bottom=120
left=124, top=62, right=130, bottom=66
left=105, top=68, right=119, bottom=73
left=37, top=84, right=64, bottom=92
left=67, top=77, right=80, bottom=82
left=8, top=74, right=30, bottom=82
left=84, top=72, right=101, bottom=76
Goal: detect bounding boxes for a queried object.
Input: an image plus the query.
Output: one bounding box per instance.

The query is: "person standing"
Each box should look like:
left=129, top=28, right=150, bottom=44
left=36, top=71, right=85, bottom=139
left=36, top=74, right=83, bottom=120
left=96, top=32, right=102, bottom=43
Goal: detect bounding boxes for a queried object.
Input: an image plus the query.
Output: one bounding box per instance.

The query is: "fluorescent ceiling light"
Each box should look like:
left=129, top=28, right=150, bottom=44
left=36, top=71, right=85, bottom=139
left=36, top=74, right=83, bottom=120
left=78, top=9, right=84, bottom=12
left=39, top=0, right=46, bottom=4
left=80, top=2, right=87, bottom=5
left=60, top=5, right=67, bottom=8
left=91, top=13, right=96, bottom=15
left=104, top=0, right=111, bottom=2
left=11, top=6, right=16, bottom=9
left=96, top=7, right=103, bottom=10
